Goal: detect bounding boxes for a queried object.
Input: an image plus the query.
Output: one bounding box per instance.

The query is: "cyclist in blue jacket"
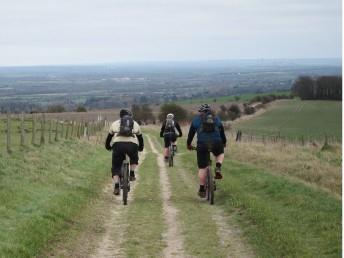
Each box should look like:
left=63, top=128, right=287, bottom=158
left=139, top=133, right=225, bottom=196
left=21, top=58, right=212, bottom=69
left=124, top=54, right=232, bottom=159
left=186, top=104, right=227, bottom=198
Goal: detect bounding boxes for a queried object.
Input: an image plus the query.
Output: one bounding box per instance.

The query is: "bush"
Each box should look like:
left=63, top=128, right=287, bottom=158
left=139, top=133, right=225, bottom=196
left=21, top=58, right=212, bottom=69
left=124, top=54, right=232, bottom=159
left=76, top=105, right=87, bottom=112
left=159, top=103, right=188, bottom=122
left=244, top=104, right=255, bottom=115
left=47, top=105, right=65, bottom=113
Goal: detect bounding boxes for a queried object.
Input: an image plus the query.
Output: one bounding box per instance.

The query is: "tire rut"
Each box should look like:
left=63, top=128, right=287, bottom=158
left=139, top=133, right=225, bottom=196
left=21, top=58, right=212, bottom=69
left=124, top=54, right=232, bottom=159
left=146, top=135, right=185, bottom=258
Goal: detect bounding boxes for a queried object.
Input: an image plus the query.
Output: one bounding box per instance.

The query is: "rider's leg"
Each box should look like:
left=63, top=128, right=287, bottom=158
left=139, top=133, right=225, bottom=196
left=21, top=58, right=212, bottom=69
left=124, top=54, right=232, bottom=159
left=163, top=136, right=169, bottom=160
left=112, top=143, right=125, bottom=194
left=213, top=142, right=225, bottom=179
left=128, top=143, right=139, bottom=181
left=197, top=146, right=208, bottom=197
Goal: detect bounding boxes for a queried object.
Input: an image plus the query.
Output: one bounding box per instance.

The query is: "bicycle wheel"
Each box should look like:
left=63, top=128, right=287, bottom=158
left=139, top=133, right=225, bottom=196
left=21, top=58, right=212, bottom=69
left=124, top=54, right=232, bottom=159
left=208, top=168, right=214, bottom=205
left=206, top=167, right=210, bottom=201
left=168, top=145, right=173, bottom=167
left=122, top=162, right=129, bottom=205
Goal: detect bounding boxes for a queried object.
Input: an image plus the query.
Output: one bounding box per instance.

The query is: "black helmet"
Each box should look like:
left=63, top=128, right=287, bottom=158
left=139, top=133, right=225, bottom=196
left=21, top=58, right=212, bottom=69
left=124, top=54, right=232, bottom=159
left=119, top=109, right=132, bottom=118
left=198, top=104, right=211, bottom=113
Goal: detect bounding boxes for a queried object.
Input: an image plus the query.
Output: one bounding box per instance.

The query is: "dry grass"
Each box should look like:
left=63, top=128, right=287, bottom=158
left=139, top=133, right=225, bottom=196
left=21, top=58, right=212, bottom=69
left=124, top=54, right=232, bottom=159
left=227, top=140, right=342, bottom=197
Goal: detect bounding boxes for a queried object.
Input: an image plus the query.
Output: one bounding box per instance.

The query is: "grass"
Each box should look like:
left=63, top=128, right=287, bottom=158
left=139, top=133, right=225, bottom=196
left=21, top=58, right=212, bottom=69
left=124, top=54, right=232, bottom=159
left=175, top=135, right=341, bottom=257
left=176, top=91, right=291, bottom=104
left=0, top=140, right=110, bottom=257
left=228, top=141, right=342, bottom=197
left=234, top=99, right=342, bottom=140
left=122, top=137, right=166, bottom=257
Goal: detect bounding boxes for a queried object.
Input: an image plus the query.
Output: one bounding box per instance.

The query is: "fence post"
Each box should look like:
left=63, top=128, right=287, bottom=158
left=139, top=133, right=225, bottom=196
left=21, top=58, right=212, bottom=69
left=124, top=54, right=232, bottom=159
left=61, top=121, right=64, bottom=138
left=71, top=121, right=74, bottom=138
left=20, top=112, right=25, bottom=146
left=65, top=122, right=69, bottom=139
left=49, top=119, right=52, bottom=143
left=55, top=120, right=59, bottom=141
left=6, top=113, right=11, bottom=153
left=40, top=113, right=45, bottom=145
left=31, top=114, right=36, bottom=145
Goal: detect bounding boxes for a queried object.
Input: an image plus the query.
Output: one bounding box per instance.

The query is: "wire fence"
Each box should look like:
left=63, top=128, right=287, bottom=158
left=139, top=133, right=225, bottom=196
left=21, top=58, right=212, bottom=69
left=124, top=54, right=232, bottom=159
left=1, top=113, right=106, bottom=153
left=232, top=130, right=341, bottom=146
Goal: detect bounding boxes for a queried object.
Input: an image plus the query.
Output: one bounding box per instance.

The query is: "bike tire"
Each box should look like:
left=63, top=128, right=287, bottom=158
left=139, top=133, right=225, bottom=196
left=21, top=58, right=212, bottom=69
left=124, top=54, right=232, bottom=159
left=122, top=163, right=129, bottom=205
left=168, top=146, right=173, bottom=167
left=208, top=168, right=214, bottom=205
left=206, top=168, right=210, bottom=201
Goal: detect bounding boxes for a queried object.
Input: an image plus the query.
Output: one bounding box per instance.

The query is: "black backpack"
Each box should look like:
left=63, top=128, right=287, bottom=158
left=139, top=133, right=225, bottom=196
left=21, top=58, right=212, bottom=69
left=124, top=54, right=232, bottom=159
left=164, top=118, right=175, bottom=132
left=118, top=115, right=134, bottom=136
left=201, top=112, right=216, bottom=133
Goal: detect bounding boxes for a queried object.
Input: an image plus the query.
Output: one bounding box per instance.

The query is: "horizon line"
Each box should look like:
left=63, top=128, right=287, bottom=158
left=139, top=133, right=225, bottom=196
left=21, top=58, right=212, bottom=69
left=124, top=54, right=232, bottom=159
left=0, top=57, right=341, bottom=68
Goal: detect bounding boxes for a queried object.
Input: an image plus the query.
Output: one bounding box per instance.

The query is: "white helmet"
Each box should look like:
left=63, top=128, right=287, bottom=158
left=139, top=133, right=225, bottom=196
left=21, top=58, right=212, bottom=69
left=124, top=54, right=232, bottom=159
left=166, top=113, right=174, bottom=119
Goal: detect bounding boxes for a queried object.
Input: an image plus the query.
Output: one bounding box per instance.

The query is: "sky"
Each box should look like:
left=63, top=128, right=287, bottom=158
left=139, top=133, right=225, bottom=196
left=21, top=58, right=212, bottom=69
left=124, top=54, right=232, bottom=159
left=0, top=0, right=342, bottom=66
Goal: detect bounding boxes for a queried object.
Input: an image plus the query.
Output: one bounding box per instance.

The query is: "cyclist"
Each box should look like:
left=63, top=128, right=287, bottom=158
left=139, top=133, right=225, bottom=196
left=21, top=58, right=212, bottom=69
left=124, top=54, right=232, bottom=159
left=105, top=109, right=144, bottom=195
left=160, top=113, right=183, bottom=161
left=186, top=104, right=227, bottom=198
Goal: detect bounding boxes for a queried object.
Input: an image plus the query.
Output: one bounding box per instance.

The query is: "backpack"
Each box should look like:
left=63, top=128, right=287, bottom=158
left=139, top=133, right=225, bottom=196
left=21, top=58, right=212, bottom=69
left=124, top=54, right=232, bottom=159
left=164, top=118, right=175, bottom=132
left=118, top=115, right=134, bottom=136
left=200, top=112, right=216, bottom=133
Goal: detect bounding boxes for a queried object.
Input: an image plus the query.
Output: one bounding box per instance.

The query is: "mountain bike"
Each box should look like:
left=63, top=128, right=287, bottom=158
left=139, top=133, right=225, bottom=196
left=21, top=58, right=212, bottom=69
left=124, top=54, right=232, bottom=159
left=119, top=155, right=130, bottom=205
left=192, top=145, right=216, bottom=205
left=168, top=139, right=175, bottom=167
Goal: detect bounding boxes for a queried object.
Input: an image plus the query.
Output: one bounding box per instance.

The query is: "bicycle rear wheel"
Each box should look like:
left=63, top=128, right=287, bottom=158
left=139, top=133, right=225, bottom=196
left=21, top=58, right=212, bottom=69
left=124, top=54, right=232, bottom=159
left=208, top=168, right=214, bottom=205
left=122, top=162, right=129, bottom=205
left=168, top=145, right=173, bottom=167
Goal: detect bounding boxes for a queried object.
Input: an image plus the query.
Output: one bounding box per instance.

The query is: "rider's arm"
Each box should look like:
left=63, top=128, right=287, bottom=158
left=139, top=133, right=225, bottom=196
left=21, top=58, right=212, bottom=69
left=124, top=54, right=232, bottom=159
left=175, top=122, right=183, bottom=137
left=137, top=134, right=144, bottom=151
left=160, top=122, right=165, bottom=137
left=105, top=133, right=113, bottom=150
left=186, top=125, right=196, bottom=146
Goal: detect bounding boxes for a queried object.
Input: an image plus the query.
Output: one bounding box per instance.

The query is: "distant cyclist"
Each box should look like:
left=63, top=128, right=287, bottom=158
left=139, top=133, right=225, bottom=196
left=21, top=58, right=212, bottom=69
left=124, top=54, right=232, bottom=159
left=105, top=109, right=144, bottom=195
left=186, top=104, right=227, bottom=198
left=160, top=113, right=183, bottom=161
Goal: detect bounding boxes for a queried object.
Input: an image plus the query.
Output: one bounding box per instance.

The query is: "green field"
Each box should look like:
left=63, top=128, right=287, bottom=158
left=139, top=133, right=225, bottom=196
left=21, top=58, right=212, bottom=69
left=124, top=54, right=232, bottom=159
left=234, top=99, right=342, bottom=140
left=177, top=91, right=291, bottom=104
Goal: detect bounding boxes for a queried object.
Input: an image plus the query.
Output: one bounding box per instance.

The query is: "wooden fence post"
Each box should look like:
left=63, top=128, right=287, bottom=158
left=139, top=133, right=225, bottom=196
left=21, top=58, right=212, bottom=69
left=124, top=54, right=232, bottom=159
left=31, top=114, right=36, bottom=145
left=71, top=121, right=74, bottom=138
left=40, top=113, right=45, bottom=145
left=20, top=113, right=25, bottom=146
left=65, top=122, right=69, bottom=139
left=61, top=121, right=64, bottom=138
left=49, top=119, right=52, bottom=143
left=55, top=120, right=59, bottom=141
left=6, top=113, right=11, bottom=153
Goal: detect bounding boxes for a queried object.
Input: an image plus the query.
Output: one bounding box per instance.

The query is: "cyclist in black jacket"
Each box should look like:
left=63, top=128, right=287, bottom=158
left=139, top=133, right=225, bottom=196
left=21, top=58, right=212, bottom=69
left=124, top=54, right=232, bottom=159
left=160, top=113, right=183, bottom=161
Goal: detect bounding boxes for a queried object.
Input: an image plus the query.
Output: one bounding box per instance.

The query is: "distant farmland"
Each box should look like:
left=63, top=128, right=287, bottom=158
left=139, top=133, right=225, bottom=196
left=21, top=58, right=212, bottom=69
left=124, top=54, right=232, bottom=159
left=233, top=99, right=342, bottom=140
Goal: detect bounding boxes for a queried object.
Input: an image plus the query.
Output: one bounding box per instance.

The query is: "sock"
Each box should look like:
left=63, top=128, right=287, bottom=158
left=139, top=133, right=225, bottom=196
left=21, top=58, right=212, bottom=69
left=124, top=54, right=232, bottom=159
left=216, top=162, right=222, bottom=168
left=130, top=170, right=135, bottom=177
left=199, top=185, right=205, bottom=191
left=114, top=182, right=119, bottom=189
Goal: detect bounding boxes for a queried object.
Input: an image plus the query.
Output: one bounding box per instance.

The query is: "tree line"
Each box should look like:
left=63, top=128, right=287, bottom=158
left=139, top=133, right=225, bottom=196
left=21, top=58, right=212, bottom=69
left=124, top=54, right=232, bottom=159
left=292, top=76, right=342, bottom=100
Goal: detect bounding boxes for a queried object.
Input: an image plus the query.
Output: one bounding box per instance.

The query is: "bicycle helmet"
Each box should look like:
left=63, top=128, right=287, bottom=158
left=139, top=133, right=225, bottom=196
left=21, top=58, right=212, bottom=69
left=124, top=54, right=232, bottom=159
left=119, top=109, right=132, bottom=118
left=166, top=113, right=174, bottom=119
left=198, top=104, right=211, bottom=113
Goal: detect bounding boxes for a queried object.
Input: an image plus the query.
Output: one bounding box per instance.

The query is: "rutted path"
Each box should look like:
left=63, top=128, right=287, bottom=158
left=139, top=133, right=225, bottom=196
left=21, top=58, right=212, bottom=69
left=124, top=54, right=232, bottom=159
left=149, top=133, right=255, bottom=258
left=146, top=135, right=185, bottom=257
left=91, top=150, right=147, bottom=258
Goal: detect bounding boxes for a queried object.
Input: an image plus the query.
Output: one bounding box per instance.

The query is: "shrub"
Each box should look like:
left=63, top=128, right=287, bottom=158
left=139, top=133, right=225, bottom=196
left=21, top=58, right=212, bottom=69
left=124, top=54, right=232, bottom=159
left=47, top=105, right=65, bottom=113
left=159, top=103, right=188, bottom=122
left=76, top=105, right=87, bottom=112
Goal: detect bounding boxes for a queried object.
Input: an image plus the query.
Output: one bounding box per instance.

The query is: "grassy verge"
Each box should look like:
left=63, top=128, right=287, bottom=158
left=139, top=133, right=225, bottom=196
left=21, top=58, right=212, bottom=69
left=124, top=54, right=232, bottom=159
left=228, top=141, right=342, bottom=197
left=0, top=140, right=110, bottom=257
left=122, top=137, right=165, bottom=257
left=177, top=140, right=341, bottom=257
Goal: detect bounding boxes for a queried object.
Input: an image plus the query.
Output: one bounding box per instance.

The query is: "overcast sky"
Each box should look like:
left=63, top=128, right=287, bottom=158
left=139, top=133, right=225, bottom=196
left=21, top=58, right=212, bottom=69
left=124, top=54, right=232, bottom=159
left=0, top=0, right=341, bottom=66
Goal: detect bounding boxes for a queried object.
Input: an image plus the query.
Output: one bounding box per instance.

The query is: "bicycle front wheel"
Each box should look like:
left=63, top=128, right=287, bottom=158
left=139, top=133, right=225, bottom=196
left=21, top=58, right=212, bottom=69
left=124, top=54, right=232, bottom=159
left=207, top=168, right=214, bottom=205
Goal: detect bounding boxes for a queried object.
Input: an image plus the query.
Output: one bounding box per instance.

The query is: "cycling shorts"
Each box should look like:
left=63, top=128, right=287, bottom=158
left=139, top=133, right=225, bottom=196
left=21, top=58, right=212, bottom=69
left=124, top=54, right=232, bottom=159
left=163, top=133, right=177, bottom=148
left=112, top=142, right=139, bottom=177
left=197, top=141, right=224, bottom=169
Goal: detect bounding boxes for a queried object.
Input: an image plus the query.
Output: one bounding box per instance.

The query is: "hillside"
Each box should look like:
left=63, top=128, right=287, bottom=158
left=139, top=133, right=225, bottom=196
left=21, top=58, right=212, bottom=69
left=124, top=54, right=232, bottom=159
left=233, top=99, right=342, bottom=140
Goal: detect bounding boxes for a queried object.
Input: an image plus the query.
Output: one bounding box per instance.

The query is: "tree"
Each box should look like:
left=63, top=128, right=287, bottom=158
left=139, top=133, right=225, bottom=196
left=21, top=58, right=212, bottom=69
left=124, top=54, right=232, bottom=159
left=292, top=76, right=315, bottom=100
left=159, top=103, right=188, bottom=122
left=47, top=105, right=65, bottom=113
